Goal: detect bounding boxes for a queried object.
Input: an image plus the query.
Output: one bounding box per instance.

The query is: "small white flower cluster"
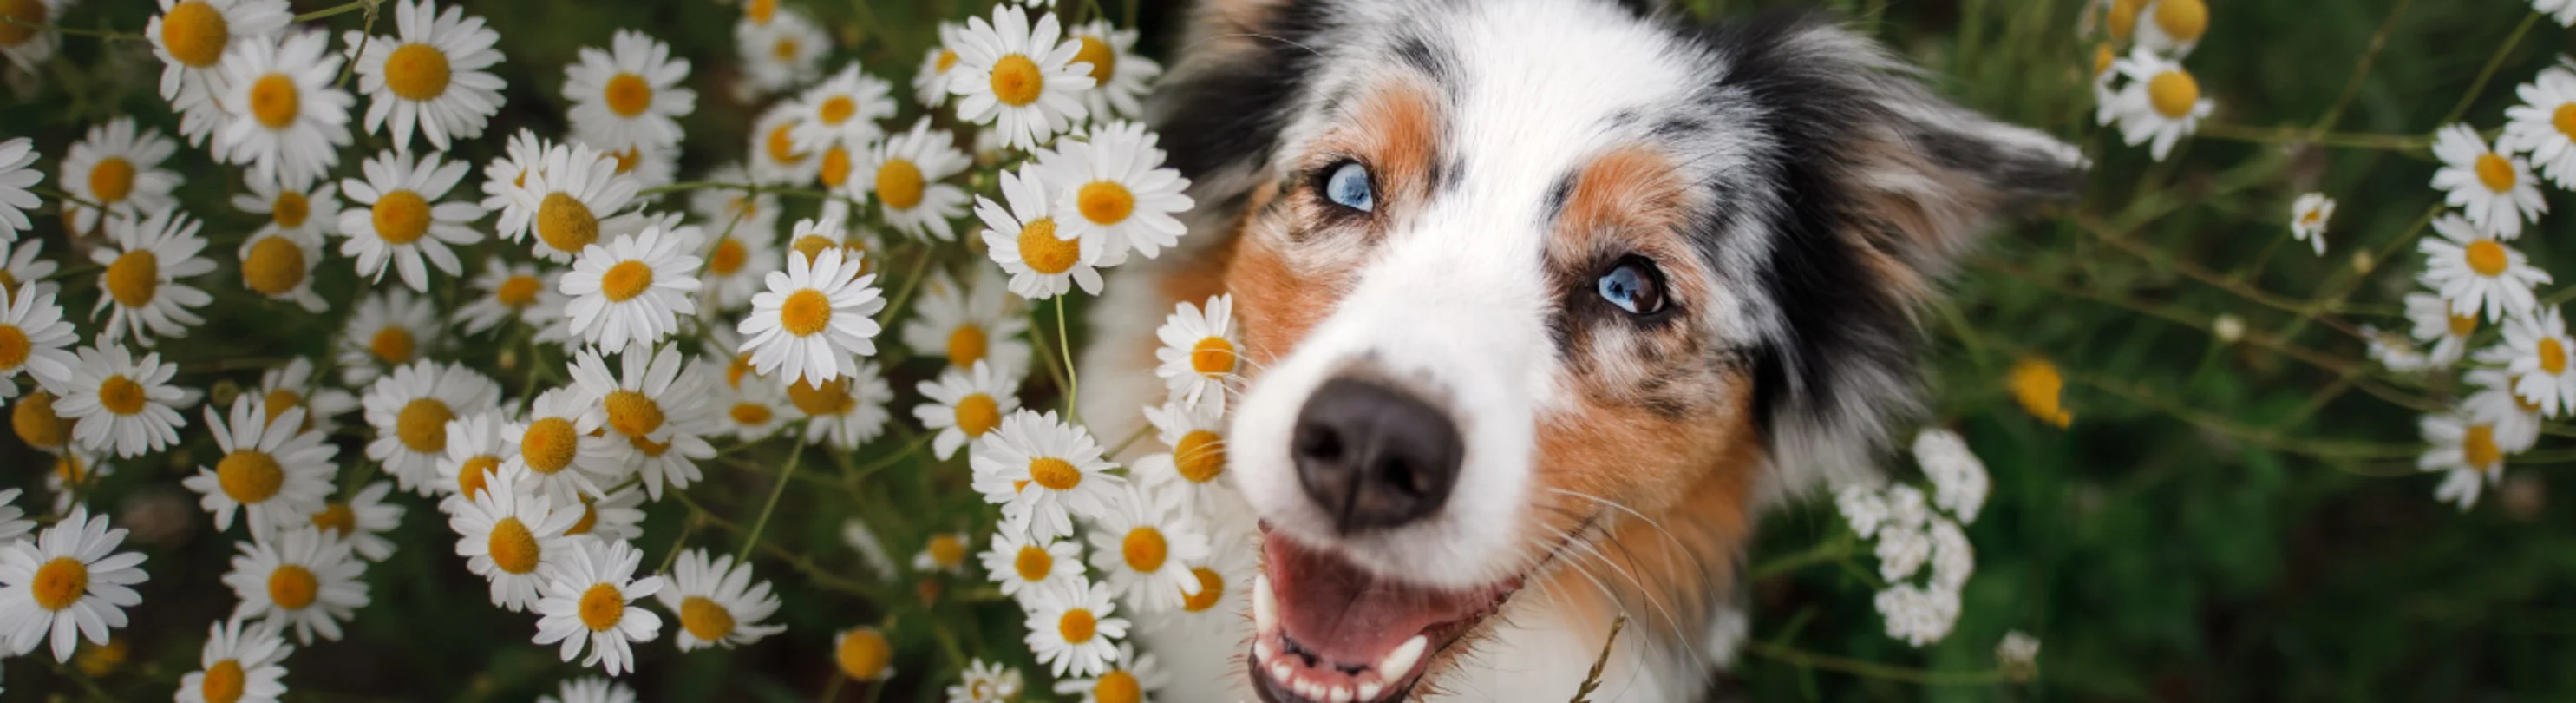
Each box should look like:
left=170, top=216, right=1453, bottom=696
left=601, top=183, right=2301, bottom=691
left=2089, top=0, right=2213, bottom=161
left=1834, top=429, right=1991, bottom=647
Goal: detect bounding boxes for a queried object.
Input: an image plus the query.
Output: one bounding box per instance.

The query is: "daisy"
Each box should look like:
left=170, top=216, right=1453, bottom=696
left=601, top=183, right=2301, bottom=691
left=506, top=386, right=624, bottom=502
left=337, top=148, right=485, bottom=291
left=2365, top=325, right=2433, bottom=373
left=215, top=30, right=354, bottom=190
left=2419, top=413, right=2507, bottom=509
left=0, top=283, right=76, bottom=398
left=0, top=490, right=31, bottom=549
left=749, top=102, right=819, bottom=185
left=912, top=23, right=964, bottom=108
left=2288, top=193, right=2332, bottom=256
left=362, top=360, right=504, bottom=495
left=2537, top=0, right=2576, bottom=26
left=902, top=268, right=1033, bottom=374
left=970, top=409, right=1126, bottom=541
left=1023, top=578, right=1130, bottom=678
left=1172, top=528, right=1254, bottom=624
left=434, top=411, right=512, bottom=500
left=562, top=226, right=703, bottom=353
left=2402, top=292, right=2476, bottom=369
left=54, top=344, right=190, bottom=458
left=540, top=677, right=637, bottom=703
left=569, top=344, right=716, bottom=498
left=564, top=30, right=696, bottom=153
left=0, top=139, right=39, bottom=242
left=232, top=179, right=337, bottom=312
left=2432, top=123, right=2547, bottom=239
left=917, top=361, right=1022, bottom=461
left=687, top=165, right=781, bottom=243
left=335, top=288, right=439, bottom=386
left=147, top=0, right=292, bottom=147
left=505, top=142, right=641, bottom=263
left=559, top=484, right=646, bottom=542
left=1046, top=122, right=1193, bottom=264
left=527, top=273, right=587, bottom=352
left=2506, top=66, right=2576, bottom=187
left=225, top=527, right=369, bottom=643
left=2418, top=213, right=2549, bottom=321
left=532, top=538, right=664, bottom=676
left=858, top=117, right=974, bottom=241
left=949, top=5, right=1095, bottom=151
left=0, top=0, right=69, bottom=71
left=1139, top=396, right=1229, bottom=503
left=1067, top=20, right=1162, bottom=121
left=2489, top=307, right=2576, bottom=417
left=834, top=626, right=895, bottom=681
left=1088, top=483, right=1211, bottom=614
left=712, top=367, right=792, bottom=440
left=458, top=259, right=549, bottom=334
left=0, top=508, right=147, bottom=662
left=2130, top=0, right=2206, bottom=56
left=181, top=395, right=336, bottom=535
left=740, top=246, right=884, bottom=386
left=913, top=531, right=972, bottom=575
left=480, top=128, right=551, bottom=212
left=785, top=361, right=893, bottom=450
left=448, top=464, right=581, bottom=611
left=178, top=618, right=291, bottom=703
left=695, top=194, right=781, bottom=314
left=2095, top=49, right=2210, bottom=162
left=789, top=65, right=898, bottom=157
left=91, top=207, right=217, bottom=346
left=651, top=549, right=783, bottom=651
left=1051, top=642, right=1168, bottom=703
left=1154, top=294, right=1239, bottom=405
left=310, top=480, right=403, bottom=562
left=0, top=239, right=56, bottom=304
left=2466, top=368, right=2545, bottom=454
left=983, top=528, right=1086, bottom=605
left=735, top=5, right=827, bottom=96
left=947, top=660, right=1026, bottom=703
left=253, top=358, right=356, bottom=433
left=782, top=212, right=883, bottom=274
left=979, top=166, right=1102, bottom=299
left=42, top=453, right=100, bottom=513
left=345, top=0, right=506, bottom=151
left=60, top=118, right=183, bottom=235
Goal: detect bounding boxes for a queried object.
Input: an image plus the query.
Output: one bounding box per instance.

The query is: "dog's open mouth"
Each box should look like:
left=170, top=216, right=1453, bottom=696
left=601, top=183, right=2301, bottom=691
left=1248, top=534, right=1521, bottom=703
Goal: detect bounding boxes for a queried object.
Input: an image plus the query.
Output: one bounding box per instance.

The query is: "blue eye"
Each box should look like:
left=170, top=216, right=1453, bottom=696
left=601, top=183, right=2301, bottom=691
left=1323, top=161, right=1374, bottom=213
left=1596, top=257, right=1666, bottom=315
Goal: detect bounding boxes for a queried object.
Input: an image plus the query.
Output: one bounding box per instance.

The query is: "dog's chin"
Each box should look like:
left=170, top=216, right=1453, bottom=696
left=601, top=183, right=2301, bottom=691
left=1246, top=529, right=1521, bottom=703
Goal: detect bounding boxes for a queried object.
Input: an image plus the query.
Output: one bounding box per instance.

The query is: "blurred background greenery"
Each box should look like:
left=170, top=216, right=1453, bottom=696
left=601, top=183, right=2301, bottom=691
left=4, top=0, right=2573, bottom=700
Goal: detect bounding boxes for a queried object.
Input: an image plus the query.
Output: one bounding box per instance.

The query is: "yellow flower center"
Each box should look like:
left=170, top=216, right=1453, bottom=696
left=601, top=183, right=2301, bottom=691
left=53, top=454, right=85, bottom=485
left=781, top=289, right=833, bottom=337
left=1074, top=35, right=1117, bottom=84
left=2464, top=239, right=2510, bottom=277
left=566, top=496, right=602, bottom=535
left=1094, top=670, right=1142, bottom=703
left=1192, top=337, right=1237, bottom=377
left=2092, top=43, right=2115, bottom=78
left=610, top=147, right=643, bottom=174
left=821, top=145, right=853, bottom=187
left=0, top=0, right=47, bottom=48
left=990, top=54, right=1044, bottom=107
left=369, top=325, right=415, bottom=365
left=2107, top=0, right=2145, bottom=40
left=372, top=190, right=433, bottom=245
left=835, top=628, right=891, bottom=680
left=2146, top=70, right=2199, bottom=119
left=488, top=517, right=540, bottom=574
left=927, top=534, right=967, bottom=568
left=519, top=417, right=579, bottom=475
left=1017, top=218, right=1077, bottom=274
left=578, top=582, right=625, bottom=631
left=709, top=238, right=747, bottom=274
left=456, top=455, right=500, bottom=497
left=30, top=556, right=86, bottom=610
left=954, top=393, right=1001, bottom=437
left=104, top=249, right=160, bottom=308
left=160, top=1, right=229, bottom=68
left=395, top=397, right=453, bottom=453
left=382, top=43, right=451, bottom=101
left=2476, top=153, right=2518, bottom=193
left=13, top=391, right=64, bottom=450
left=726, top=353, right=754, bottom=388
left=311, top=503, right=355, bottom=536
left=787, top=378, right=852, bottom=416
left=241, top=237, right=305, bottom=296
left=0, top=325, right=25, bottom=371
left=248, top=74, right=300, bottom=129
left=1057, top=608, right=1097, bottom=643
left=875, top=159, right=925, bottom=210
left=2463, top=424, right=2502, bottom=472
left=605, top=390, right=664, bottom=437
left=945, top=324, right=989, bottom=368
left=729, top=403, right=773, bottom=426
left=599, top=260, right=655, bottom=302
left=537, top=192, right=601, bottom=254
left=766, top=123, right=805, bottom=165
left=679, top=595, right=734, bottom=641
left=820, top=95, right=857, bottom=125
left=1175, top=430, right=1225, bottom=483
left=1121, top=526, right=1168, bottom=573
left=1013, top=544, right=1052, bottom=581
left=2543, top=338, right=2570, bottom=376
left=936, top=49, right=958, bottom=74
left=200, top=660, right=245, bottom=703
left=88, top=157, right=135, bottom=204
left=603, top=73, right=653, bottom=118
left=267, top=564, right=318, bottom=610
left=1027, top=457, right=1081, bottom=491
left=2153, top=0, right=2207, bottom=43
left=2448, top=312, right=2477, bottom=337
left=770, top=36, right=799, bottom=62
left=97, top=376, right=147, bottom=416
left=496, top=275, right=541, bottom=307
left=790, top=234, right=838, bottom=264
left=745, top=0, right=775, bottom=23
left=1182, top=566, right=1225, bottom=612
left=216, top=450, right=284, bottom=504
left=2554, top=103, right=2576, bottom=141
left=2007, top=357, right=2071, bottom=427
left=1077, top=181, right=1135, bottom=226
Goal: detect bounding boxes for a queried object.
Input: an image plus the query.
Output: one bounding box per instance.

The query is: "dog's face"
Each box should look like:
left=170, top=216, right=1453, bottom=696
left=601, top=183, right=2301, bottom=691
left=1151, top=1, right=2080, bottom=700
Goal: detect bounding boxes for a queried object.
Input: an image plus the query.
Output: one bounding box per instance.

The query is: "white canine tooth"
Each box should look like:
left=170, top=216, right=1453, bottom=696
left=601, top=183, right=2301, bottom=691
left=1253, top=640, right=1272, bottom=662
left=1379, top=634, right=1428, bottom=680
left=1358, top=682, right=1384, bottom=700
left=1330, top=685, right=1354, bottom=702
left=1252, top=574, right=1278, bottom=632
left=1272, top=660, right=1295, bottom=683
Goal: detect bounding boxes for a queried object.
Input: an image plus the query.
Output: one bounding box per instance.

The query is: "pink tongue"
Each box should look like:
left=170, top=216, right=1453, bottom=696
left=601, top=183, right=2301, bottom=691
left=1266, top=536, right=1486, bottom=666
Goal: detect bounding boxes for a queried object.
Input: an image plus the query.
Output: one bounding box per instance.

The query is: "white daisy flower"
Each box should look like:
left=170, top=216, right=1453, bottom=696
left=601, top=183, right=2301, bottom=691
left=361, top=360, right=504, bottom=496
left=2418, top=213, right=2549, bottom=321
left=54, top=344, right=190, bottom=458
left=834, top=626, right=895, bottom=681
left=457, top=258, right=549, bottom=334
left=60, top=118, right=183, bottom=235
left=1066, top=21, right=1161, bottom=121
left=2432, top=123, right=2547, bottom=239
left=2488, top=307, right=2576, bottom=417
left=2505, top=66, right=2576, bottom=187
left=1023, top=578, right=1130, bottom=678
left=562, top=225, right=703, bottom=354
left=335, top=288, right=438, bottom=386
left=1051, top=641, right=1168, bottom=703
left=947, top=659, right=1026, bottom=703
left=917, top=361, right=1022, bottom=461
left=1138, top=396, right=1228, bottom=502
left=214, top=30, right=354, bottom=190
left=740, top=247, right=884, bottom=386
left=0, top=0, right=70, bottom=71
left=225, top=527, right=369, bottom=643
left=345, top=0, right=507, bottom=151
left=781, top=213, right=883, bottom=280
left=448, top=463, right=580, bottom=611
left=978, top=166, right=1102, bottom=299
left=0, top=238, right=57, bottom=301
left=858, top=117, right=973, bottom=241
left=912, top=23, right=964, bottom=108
left=2403, top=292, right=2476, bottom=368
left=231, top=179, right=337, bottom=312
left=336, top=148, right=485, bottom=291
left=0, top=508, right=147, bottom=662
left=0, top=283, right=75, bottom=398
left=2130, top=0, right=2207, bottom=56
left=598, top=140, right=681, bottom=192
left=983, top=528, right=1085, bottom=606
left=735, top=5, right=827, bottom=96
left=903, top=268, right=1033, bottom=376
left=181, top=395, right=336, bottom=536
left=840, top=519, right=898, bottom=582
left=687, top=165, right=781, bottom=241
left=748, top=102, right=819, bottom=186
left=147, top=0, right=292, bottom=148
left=912, top=531, right=972, bottom=575
left=2537, top=0, right=2576, bottom=27
left=479, top=128, right=552, bottom=212
left=0, top=138, right=40, bottom=242
left=563, top=30, right=696, bottom=153
left=1087, top=483, right=1211, bottom=615
left=532, top=538, right=664, bottom=676
left=569, top=344, right=716, bottom=499
left=694, top=194, right=781, bottom=314
left=310, top=480, right=403, bottom=562
left=950, top=5, right=1095, bottom=150
left=1154, top=294, right=1239, bottom=406
left=2419, top=413, right=2507, bottom=510
left=527, top=270, right=586, bottom=352
left=2465, top=368, right=2544, bottom=454
left=789, top=64, right=898, bottom=156
left=434, top=411, right=512, bottom=500
left=0, top=489, right=32, bottom=550
left=649, top=549, right=782, bottom=651
left=2288, top=193, right=2332, bottom=256
left=178, top=618, right=292, bottom=703
left=505, top=141, right=641, bottom=263
left=505, top=386, right=624, bottom=503
left=970, top=409, right=1126, bottom=541
left=712, top=367, right=792, bottom=440
left=784, top=361, right=893, bottom=450
left=91, top=207, right=217, bottom=346
left=539, top=677, right=637, bottom=703
left=253, top=358, right=357, bottom=434
left=1168, top=527, right=1253, bottom=625
left=559, top=484, right=646, bottom=542
left=2095, top=49, right=2210, bottom=161
left=1043, top=122, right=1193, bottom=264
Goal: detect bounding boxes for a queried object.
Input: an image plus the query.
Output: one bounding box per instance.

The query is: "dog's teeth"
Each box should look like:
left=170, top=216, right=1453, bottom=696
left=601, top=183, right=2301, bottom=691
left=1253, top=639, right=1272, bottom=663
left=1380, top=634, right=1427, bottom=680
left=1329, top=685, right=1354, bottom=702
left=1271, top=660, right=1295, bottom=683
left=1298, top=679, right=1325, bottom=700
left=1252, top=574, right=1278, bottom=632
left=1358, top=682, right=1383, bottom=700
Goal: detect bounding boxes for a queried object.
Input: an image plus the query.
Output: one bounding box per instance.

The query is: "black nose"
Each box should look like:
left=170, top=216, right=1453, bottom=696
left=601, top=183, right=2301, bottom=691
left=1291, top=378, right=1464, bottom=534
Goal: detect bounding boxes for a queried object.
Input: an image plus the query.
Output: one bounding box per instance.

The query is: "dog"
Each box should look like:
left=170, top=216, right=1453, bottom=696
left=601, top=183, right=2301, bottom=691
left=1075, top=0, right=2082, bottom=700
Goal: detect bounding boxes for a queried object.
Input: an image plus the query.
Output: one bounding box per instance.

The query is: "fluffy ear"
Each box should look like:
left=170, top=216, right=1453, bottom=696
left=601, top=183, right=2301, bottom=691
left=1147, top=0, right=1328, bottom=200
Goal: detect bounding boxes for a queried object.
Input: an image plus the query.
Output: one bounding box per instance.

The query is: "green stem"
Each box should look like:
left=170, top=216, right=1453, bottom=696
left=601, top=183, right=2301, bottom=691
left=1738, top=641, right=2011, bottom=687
left=294, top=0, right=378, bottom=23
left=736, top=429, right=807, bottom=562
left=1056, top=296, right=1079, bottom=422
left=0, top=16, right=144, bottom=42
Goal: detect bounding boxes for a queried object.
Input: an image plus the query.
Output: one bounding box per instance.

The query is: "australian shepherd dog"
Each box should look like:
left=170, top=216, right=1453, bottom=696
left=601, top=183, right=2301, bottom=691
left=1075, top=0, right=2082, bottom=700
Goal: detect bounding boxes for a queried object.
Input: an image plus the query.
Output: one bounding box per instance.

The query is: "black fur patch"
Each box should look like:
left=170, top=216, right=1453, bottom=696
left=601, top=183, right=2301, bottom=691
left=1154, top=1, right=1337, bottom=183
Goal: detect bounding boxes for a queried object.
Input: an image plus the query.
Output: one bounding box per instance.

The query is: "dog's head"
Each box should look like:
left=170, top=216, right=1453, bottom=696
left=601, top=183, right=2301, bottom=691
left=1150, top=1, right=2081, bottom=700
